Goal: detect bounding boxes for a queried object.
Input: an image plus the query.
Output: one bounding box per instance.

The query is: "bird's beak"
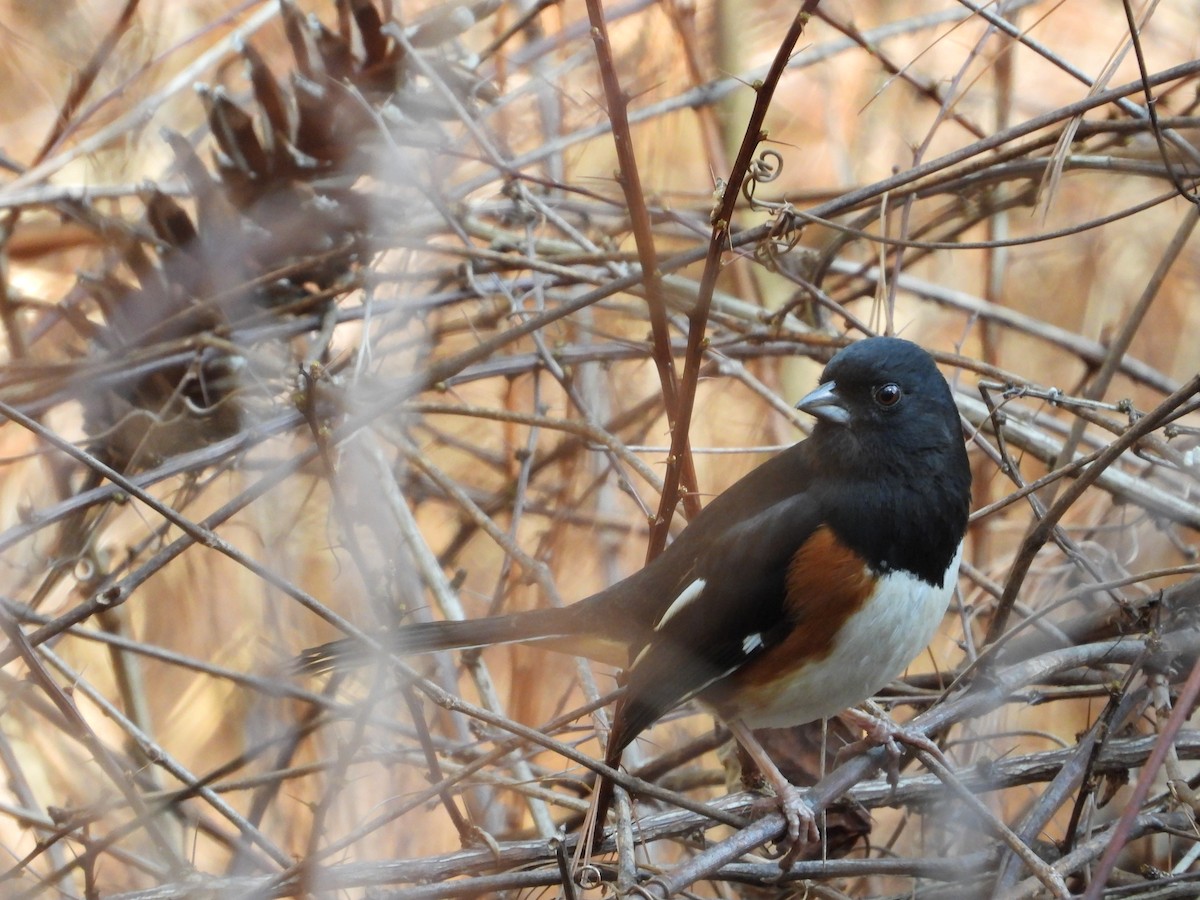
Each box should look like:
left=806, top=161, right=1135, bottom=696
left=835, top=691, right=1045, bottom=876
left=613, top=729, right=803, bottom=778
left=796, top=380, right=850, bottom=425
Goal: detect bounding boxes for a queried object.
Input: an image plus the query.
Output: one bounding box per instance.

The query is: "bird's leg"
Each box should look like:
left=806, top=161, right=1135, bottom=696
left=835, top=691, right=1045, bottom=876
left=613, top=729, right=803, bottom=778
left=727, top=719, right=819, bottom=867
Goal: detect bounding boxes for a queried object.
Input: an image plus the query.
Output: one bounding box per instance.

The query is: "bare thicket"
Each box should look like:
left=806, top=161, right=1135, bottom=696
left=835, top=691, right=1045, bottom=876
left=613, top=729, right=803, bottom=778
left=1, top=1, right=1199, bottom=897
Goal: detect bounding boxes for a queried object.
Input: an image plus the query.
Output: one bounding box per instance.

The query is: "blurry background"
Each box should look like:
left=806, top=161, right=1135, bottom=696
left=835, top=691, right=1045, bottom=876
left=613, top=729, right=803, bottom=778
left=1, top=0, right=1200, bottom=896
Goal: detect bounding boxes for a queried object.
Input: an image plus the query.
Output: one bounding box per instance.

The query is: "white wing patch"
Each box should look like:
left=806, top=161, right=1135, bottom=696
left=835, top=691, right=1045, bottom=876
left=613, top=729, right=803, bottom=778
left=654, top=578, right=706, bottom=631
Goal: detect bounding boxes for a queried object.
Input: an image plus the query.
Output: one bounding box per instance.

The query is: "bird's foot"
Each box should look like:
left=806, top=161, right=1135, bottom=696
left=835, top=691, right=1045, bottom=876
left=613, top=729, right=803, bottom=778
left=836, top=705, right=938, bottom=788
left=730, top=720, right=821, bottom=868
left=765, top=782, right=819, bottom=869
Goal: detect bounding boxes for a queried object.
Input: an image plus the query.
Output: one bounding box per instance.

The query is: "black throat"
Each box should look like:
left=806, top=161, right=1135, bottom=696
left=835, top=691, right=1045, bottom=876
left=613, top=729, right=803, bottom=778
left=813, top=429, right=971, bottom=587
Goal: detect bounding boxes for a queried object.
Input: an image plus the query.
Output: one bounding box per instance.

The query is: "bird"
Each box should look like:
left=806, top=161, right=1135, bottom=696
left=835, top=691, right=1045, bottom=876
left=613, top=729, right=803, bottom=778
left=299, top=336, right=972, bottom=856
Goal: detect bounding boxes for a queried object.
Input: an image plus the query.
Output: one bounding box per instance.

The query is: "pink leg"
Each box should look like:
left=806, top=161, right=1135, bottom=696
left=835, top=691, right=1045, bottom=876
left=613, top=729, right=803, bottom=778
left=727, top=719, right=819, bottom=866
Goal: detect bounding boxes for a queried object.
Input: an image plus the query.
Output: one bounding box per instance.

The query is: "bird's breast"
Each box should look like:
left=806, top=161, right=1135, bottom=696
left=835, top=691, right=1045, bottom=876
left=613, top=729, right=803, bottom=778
left=710, top=541, right=962, bottom=729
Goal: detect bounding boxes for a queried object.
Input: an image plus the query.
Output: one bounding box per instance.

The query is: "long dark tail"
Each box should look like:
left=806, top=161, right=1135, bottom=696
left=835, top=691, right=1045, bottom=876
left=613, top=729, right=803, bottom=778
left=295, top=606, right=586, bottom=674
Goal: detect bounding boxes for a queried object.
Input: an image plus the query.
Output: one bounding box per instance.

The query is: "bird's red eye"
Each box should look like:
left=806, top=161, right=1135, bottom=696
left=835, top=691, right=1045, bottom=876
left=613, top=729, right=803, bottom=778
left=874, top=383, right=902, bottom=407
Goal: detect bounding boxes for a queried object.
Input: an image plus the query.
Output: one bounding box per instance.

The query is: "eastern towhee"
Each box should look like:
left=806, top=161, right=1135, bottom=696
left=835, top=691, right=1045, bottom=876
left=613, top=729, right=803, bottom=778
left=300, top=337, right=972, bottom=853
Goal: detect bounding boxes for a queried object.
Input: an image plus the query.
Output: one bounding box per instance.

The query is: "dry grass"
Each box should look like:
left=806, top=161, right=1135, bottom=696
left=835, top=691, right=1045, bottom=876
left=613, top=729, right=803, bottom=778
left=1, top=0, right=1200, bottom=897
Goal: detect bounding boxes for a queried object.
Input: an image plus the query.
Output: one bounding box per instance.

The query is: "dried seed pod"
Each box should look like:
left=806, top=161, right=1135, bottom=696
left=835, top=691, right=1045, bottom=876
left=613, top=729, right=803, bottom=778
left=75, top=0, right=501, bottom=471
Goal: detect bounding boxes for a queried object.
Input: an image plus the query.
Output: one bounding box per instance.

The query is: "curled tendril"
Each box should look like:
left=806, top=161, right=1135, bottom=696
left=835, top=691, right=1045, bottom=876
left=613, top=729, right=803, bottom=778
left=575, top=863, right=604, bottom=891
left=750, top=148, right=784, bottom=183
left=626, top=882, right=667, bottom=899
left=754, top=201, right=803, bottom=272
left=742, top=149, right=784, bottom=206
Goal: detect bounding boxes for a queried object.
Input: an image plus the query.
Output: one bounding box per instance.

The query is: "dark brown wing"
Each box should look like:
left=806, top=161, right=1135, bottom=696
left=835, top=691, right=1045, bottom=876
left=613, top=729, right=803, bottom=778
left=603, top=489, right=829, bottom=764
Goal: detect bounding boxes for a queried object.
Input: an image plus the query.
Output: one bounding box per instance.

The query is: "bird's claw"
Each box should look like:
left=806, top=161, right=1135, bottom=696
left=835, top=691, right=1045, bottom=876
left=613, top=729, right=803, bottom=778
left=837, top=707, right=940, bottom=789
left=779, top=782, right=820, bottom=867
left=751, top=782, right=819, bottom=869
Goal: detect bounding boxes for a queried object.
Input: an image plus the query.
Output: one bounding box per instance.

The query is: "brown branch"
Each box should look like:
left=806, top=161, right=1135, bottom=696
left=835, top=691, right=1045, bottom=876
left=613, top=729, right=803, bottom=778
left=648, top=1, right=823, bottom=556
left=582, top=0, right=700, bottom=542
left=984, top=373, right=1200, bottom=644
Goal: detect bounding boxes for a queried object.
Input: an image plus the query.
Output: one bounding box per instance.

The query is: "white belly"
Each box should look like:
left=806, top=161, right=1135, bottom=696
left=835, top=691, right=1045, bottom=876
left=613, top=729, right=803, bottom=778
left=731, top=542, right=961, bottom=729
